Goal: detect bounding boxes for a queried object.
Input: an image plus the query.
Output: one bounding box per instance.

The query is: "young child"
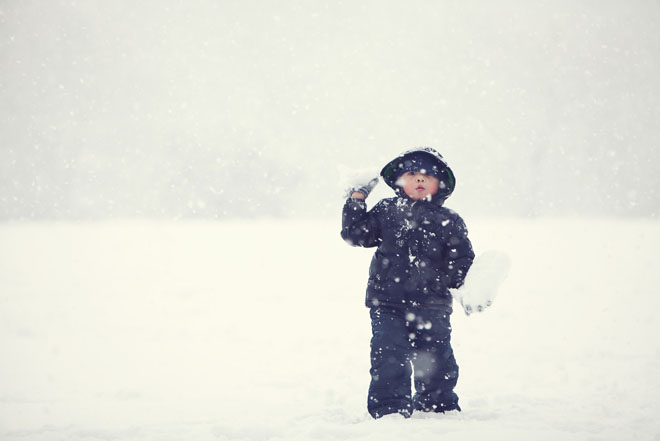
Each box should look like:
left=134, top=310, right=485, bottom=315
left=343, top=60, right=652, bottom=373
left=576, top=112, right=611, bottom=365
left=341, top=147, right=474, bottom=419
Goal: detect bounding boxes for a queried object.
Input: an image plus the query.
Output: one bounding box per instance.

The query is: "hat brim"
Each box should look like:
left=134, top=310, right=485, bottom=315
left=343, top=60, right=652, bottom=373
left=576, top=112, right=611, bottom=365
left=381, top=151, right=455, bottom=193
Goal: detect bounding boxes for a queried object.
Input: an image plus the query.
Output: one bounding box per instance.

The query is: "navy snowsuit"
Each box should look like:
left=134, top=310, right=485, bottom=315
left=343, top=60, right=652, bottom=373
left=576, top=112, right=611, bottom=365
left=341, top=148, right=474, bottom=418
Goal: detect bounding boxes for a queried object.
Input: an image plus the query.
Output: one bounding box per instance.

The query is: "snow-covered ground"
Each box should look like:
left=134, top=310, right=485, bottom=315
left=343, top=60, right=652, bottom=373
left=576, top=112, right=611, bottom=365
left=1, top=218, right=659, bottom=441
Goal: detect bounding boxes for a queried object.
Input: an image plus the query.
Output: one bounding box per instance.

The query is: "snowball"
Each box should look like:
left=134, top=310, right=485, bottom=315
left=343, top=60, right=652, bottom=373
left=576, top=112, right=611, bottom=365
left=451, top=250, right=512, bottom=316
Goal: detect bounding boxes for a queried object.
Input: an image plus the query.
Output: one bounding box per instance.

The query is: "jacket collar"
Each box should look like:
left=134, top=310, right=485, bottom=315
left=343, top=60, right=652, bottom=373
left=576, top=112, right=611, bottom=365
left=394, top=190, right=446, bottom=207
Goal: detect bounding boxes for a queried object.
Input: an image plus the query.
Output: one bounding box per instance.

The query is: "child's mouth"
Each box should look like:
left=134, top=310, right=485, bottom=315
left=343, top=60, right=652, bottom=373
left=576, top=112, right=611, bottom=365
left=416, top=186, right=425, bottom=191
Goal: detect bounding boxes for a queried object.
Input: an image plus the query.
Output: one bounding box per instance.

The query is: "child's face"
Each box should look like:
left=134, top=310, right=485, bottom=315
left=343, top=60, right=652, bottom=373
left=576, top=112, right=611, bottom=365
left=397, top=171, right=440, bottom=200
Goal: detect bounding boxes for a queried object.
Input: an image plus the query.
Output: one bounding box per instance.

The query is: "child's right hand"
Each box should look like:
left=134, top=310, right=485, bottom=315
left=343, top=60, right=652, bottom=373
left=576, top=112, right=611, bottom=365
left=347, top=177, right=378, bottom=199
left=338, top=165, right=380, bottom=199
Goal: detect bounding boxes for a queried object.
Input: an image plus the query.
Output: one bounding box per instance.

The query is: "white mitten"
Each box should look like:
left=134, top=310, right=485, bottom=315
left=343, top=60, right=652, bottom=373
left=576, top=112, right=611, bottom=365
left=451, top=250, right=512, bottom=315
left=337, top=165, right=380, bottom=199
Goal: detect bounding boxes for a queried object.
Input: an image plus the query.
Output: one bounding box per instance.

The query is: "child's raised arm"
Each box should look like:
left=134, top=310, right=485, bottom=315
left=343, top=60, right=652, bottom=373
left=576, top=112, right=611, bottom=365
left=341, top=197, right=382, bottom=248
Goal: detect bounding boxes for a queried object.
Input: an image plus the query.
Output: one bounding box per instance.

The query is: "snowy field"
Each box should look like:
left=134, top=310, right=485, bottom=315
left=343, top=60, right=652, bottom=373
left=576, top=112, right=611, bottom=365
left=1, top=218, right=659, bottom=441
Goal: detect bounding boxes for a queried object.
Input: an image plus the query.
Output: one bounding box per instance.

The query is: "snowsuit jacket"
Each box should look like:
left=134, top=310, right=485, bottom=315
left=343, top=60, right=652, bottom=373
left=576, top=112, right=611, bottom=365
left=342, top=195, right=474, bottom=313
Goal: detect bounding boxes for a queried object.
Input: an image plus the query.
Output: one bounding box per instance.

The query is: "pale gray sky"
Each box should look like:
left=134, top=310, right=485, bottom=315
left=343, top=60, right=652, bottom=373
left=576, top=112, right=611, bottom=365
left=1, top=1, right=659, bottom=219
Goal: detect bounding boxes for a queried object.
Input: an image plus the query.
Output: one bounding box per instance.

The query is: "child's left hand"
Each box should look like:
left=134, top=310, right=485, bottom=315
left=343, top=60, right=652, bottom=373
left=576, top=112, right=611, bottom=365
left=451, top=250, right=512, bottom=315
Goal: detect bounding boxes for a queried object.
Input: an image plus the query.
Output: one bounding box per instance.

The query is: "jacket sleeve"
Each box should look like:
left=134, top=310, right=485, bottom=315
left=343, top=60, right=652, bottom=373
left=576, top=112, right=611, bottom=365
left=443, top=213, right=475, bottom=289
left=340, top=198, right=382, bottom=248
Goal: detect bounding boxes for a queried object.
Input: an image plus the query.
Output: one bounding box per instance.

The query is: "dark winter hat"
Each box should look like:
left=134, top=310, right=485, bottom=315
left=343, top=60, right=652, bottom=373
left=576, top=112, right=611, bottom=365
left=380, top=147, right=456, bottom=199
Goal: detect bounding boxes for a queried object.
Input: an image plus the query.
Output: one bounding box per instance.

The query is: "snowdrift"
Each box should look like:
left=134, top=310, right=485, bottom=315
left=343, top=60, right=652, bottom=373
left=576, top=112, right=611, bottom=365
left=1, top=218, right=659, bottom=441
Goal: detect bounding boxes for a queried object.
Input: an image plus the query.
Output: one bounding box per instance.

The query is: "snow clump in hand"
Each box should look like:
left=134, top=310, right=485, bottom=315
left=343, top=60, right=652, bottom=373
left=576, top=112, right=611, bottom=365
left=337, top=164, right=381, bottom=199
left=451, top=250, right=512, bottom=316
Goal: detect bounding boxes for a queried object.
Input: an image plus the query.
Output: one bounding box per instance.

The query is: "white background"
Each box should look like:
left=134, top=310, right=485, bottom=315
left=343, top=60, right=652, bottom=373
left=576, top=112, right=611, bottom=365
left=1, top=0, right=659, bottom=220
left=2, top=2, right=660, bottom=440
left=1, top=219, right=659, bottom=440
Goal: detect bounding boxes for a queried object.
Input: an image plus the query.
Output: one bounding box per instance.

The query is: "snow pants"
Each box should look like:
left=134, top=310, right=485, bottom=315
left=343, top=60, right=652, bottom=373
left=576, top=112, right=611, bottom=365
left=368, top=306, right=460, bottom=419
